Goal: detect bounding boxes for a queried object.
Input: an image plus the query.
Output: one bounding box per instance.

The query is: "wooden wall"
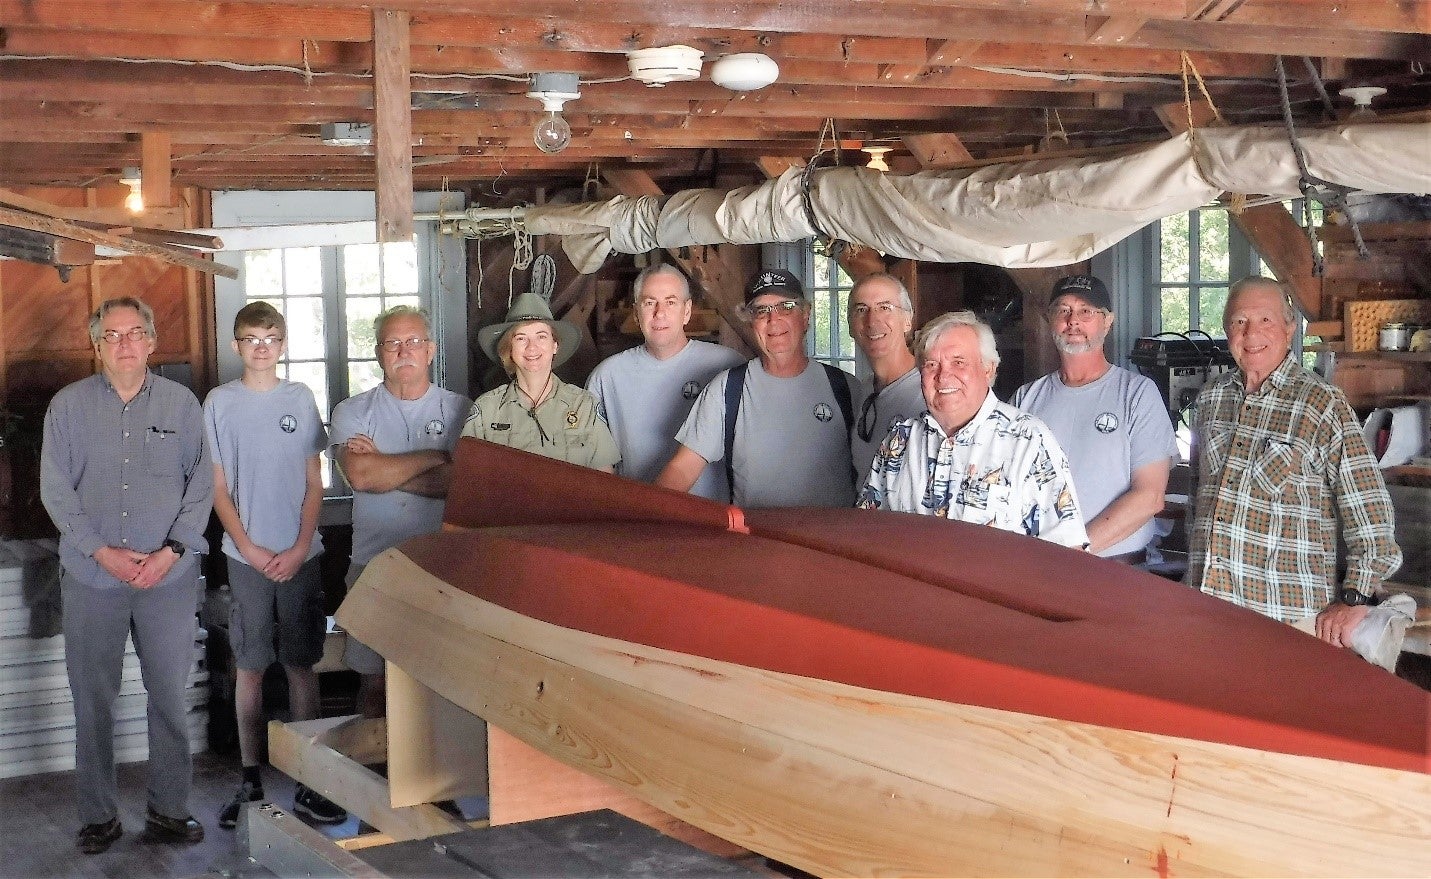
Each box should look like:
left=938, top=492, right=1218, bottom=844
left=0, top=185, right=214, bottom=538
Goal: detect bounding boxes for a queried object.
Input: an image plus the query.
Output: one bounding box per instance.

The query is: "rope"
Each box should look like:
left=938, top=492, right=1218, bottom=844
left=1179, top=52, right=1226, bottom=133
left=1274, top=56, right=1370, bottom=274
left=508, top=225, right=533, bottom=305
left=1300, top=55, right=1337, bottom=122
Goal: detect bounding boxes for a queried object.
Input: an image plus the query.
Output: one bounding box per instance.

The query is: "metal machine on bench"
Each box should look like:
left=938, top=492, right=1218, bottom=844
left=1129, top=333, right=1235, bottom=428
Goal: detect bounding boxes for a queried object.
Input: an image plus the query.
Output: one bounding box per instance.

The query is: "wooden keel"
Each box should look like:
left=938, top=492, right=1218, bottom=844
left=339, top=549, right=1431, bottom=878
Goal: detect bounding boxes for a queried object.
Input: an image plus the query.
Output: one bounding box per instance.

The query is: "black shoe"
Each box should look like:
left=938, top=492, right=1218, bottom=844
left=142, top=806, right=204, bottom=844
left=77, top=818, right=122, bottom=855
left=218, top=780, right=265, bottom=830
left=293, top=784, right=347, bottom=824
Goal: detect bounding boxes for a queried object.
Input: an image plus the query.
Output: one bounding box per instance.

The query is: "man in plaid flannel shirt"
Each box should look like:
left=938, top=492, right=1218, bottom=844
left=1186, top=277, right=1401, bottom=652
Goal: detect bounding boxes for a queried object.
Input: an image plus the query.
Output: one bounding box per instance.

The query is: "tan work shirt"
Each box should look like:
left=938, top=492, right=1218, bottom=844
left=462, top=376, right=619, bottom=471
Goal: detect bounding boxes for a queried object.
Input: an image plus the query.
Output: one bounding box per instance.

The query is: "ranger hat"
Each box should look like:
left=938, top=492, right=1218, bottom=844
left=476, top=290, right=581, bottom=368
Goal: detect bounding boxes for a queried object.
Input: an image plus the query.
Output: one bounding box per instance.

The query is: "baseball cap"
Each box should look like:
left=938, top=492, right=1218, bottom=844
left=1050, top=275, right=1112, bottom=311
left=745, top=269, right=806, bottom=304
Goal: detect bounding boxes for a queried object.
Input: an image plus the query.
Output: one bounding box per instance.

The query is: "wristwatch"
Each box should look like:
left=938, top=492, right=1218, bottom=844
left=1337, top=587, right=1374, bottom=607
left=162, top=539, right=187, bottom=558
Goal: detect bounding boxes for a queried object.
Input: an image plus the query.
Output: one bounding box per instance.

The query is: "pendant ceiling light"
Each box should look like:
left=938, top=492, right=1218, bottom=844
left=119, top=166, right=144, bottom=213
left=526, top=72, right=581, bottom=154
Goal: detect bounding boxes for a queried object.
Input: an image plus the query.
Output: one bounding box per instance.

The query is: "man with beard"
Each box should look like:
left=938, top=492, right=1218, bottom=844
left=1012, top=275, right=1177, bottom=563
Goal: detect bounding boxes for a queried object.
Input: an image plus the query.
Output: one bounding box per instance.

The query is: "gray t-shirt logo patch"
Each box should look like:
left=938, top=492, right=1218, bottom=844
left=682, top=380, right=700, bottom=400
left=425, top=419, right=445, bottom=436
left=279, top=414, right=298, bottom=434
left=1094, top=412, right=1119, bottom=434
left=813, top=403, right=834, bottom=423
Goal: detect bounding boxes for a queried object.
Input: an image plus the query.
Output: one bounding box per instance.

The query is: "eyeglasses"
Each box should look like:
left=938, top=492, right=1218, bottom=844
left=856, top=392, right=880, bottom=443
left=377, top=337, right=430, bottom=352
left=99, top=328, right=151, bottom=345
left=1048, top=305, right=1107, bottom=323
left=237, top=335, right=283, bottom=348
left=741, top=300, right=801, bottom=321
left=850, top=302, right=906, bottom=319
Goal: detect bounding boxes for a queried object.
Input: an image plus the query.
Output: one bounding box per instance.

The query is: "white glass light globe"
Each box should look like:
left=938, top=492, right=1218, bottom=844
left=533, top=111, right=572, bottom=154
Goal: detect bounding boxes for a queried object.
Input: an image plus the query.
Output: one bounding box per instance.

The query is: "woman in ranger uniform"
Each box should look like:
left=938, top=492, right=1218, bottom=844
left=464, top=291, right=618, bottom=472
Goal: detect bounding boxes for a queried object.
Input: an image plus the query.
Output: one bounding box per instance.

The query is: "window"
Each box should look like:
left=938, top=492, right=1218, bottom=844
left=1152, top=209, right=1232, bottom=338
left=804, top=243, right=857, bottom=373
left=239, top=240, right=421, bottom=488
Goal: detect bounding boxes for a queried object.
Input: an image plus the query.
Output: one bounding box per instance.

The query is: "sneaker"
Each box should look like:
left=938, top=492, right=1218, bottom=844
left=77, top=818, right=122, bottom=855
left=142, top=806, right=204, bottom=844
left=218, top=780, right=265, bottom=830
left=293, top=784, right=347, bottom=824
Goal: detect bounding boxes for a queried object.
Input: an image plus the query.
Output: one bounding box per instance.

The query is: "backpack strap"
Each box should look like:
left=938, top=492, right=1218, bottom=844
left=723, top=363, right=749, bottom=503
left=818, top=362, right=858, bottom=489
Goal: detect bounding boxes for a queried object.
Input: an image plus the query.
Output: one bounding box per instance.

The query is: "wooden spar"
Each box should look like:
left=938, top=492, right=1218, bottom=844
left=338, top=438, right=1431, bottom=876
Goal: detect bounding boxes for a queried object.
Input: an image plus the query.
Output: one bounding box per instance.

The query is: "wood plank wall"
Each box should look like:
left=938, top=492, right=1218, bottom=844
left=0, top=185, right=214, bottom=538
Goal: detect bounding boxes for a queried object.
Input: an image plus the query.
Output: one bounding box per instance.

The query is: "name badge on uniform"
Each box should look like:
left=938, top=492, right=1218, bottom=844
left=491, top=422, right=510, bottom=431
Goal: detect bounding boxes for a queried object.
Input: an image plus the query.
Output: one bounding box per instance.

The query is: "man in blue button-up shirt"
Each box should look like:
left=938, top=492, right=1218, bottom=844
left=41, top=296, right=213, bottom=854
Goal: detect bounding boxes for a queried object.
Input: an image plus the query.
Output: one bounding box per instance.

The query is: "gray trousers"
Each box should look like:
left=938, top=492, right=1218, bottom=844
left=62, top=569, right=200, bottom=825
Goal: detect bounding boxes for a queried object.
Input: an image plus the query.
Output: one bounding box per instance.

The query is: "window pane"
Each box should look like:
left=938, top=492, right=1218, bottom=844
left=344, top=243, right=381, bottom=296
left=285, top=296, right=325, bottom=360
left=813, top=255, right=832, bottom=289
left=834, top=263, right=853, bottom=290
left=1198, top=286, right=1229, bottom=337
left=347, top=298, right=382, bottom=357
left=1160, top=214, right=1190, bottom=283
left=382, top=240, right=419, bottom=295
left=385, top=294, right=420, bottom=313
left=349, top=359, right=383, bottom=395
left=283, top=247, right=323, bottom=296
left=1197, top=210, right=1229, bottom=283
left=286, top=360, right=330, bottom=416
left=245, top=250, right=284, bottom=296
left=1161, top=286, right=1191, bottom=334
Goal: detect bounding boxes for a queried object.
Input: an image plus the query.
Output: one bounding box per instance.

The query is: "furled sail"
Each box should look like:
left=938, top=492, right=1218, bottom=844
left=513, top=122, right=1430, bottom=273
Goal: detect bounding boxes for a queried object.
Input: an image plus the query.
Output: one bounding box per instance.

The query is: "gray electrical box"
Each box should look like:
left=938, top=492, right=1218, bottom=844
left=319, top=122, right=374, bottom=146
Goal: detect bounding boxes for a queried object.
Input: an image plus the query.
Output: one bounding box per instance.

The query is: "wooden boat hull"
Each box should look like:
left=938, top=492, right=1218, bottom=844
left=337, top=439, right=1431, bottom=877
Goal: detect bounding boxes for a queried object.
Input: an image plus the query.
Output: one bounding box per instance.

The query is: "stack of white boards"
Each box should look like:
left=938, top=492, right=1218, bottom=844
left=0, top=539, right=208, bottom=779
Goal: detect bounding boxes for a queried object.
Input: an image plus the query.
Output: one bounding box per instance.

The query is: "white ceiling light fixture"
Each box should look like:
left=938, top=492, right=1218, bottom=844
left=863, top=146, right=892, bottom=173
left=526, top=72, right=581, bottom=154
left=710, top=53, right=779, bottom=91
left=1339, top=84, right=1387, bottom=119
left=626, top=45, right=704, bottom=87
left=118, top=166, right=144, bottom=213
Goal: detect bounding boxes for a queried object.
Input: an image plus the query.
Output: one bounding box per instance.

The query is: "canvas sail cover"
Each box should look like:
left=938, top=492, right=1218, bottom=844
left=518, top=122, right=1431, bottom=273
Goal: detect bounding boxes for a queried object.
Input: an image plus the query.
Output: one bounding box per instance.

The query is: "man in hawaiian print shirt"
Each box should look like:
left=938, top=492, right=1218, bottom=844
left=857, top=310, right=1089, bottom=549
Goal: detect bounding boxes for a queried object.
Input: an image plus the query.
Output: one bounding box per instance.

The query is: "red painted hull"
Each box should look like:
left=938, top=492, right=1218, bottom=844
left=418, top=438, right=1428, bottom=776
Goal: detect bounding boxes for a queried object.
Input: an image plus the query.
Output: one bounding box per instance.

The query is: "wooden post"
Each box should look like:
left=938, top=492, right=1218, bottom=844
left=140, top=132, right=171, bottom=210
left=373, top=8, right=413, bottom=243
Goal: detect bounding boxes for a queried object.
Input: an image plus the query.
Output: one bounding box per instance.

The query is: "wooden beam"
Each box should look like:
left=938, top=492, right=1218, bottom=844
left=0, top=188, right=186, bottom=231
left=268, top=716, right=469, bottom=841
left=140, top=132, right=171, bottom=209
left=372, top=8, right=413, bottom=243
left=902, top=133, right=974, bottom=169
left=0, top=205, right=237, bottom=279
left=1085, top=16, right=1148, bottom=45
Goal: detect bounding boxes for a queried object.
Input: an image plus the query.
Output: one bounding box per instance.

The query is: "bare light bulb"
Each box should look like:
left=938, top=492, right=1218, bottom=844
left=534, top=111, right=572, bottom=154
left=119, top=166, right=144, bottom=214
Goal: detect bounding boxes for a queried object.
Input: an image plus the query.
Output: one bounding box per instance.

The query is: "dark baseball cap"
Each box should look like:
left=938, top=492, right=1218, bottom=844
left=1050, top=274, right=1112, bottom=311
left=745, top=269, right=806, bottom=304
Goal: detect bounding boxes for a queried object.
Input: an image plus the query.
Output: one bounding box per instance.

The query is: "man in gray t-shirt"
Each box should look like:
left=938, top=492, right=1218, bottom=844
left=330, top=306, right=469, bottom=716
left=847, top=273, right=924, bottom=479
left=658, top=269, right=859, bottom=508
left=1013, top=275, right=1177, bottom=561
left=586, top=264, right=744, bottom=500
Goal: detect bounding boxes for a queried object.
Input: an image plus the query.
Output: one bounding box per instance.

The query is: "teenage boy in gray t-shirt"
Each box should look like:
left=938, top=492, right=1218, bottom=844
left=204, top=301, right=346, bottom=829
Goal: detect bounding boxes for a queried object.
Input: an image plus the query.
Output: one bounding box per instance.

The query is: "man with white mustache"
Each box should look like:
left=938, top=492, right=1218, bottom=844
left=330, top=305, right=470, bottom=716
left=857, top=310, right=1088, bottom=548
left=847, top=273, right=924, bottom=477
left=1012, top=275, right=1177, bottom=563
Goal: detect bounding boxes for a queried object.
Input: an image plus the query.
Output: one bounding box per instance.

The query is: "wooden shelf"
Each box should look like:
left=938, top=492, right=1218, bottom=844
left=1338, top=350, right=1431, bottom=363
